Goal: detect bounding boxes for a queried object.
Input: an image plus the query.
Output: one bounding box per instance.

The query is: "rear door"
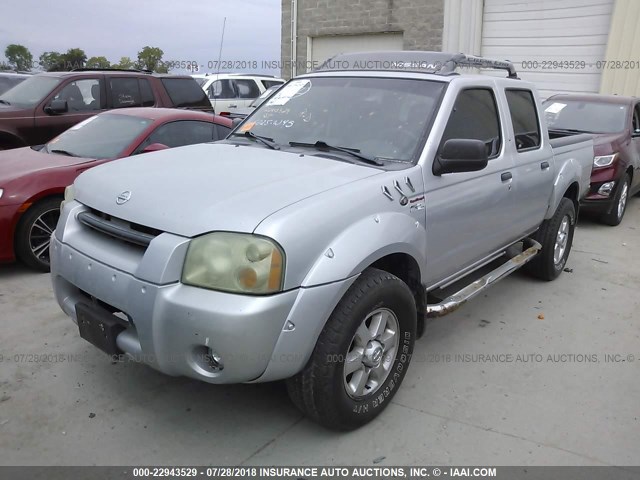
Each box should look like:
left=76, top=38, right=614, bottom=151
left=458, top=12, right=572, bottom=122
left=504, top=88, right=554, bottom=233
left=34, top=76, right=105, bottom=144
left=424, top=86, right=518, bottom=287
left=207, top=79, right=237, bottom=113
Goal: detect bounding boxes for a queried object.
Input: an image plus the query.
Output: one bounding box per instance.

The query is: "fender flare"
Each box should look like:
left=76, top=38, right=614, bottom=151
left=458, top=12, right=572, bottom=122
left=301, top=211, right=426, bottom=287
left=545, top=158, right=584, bottom=219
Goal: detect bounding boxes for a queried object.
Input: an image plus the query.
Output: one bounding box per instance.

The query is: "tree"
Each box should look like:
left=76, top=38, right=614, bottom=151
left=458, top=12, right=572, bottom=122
left=137, top=46, right=168, bottom=72
left=61, top=48, right=87, bottom=70
left=114, top=56, right=135, bottom=69
left=86, top=56, right=111, bottom=69
left=5, top=44, right=33, bottom=71
left=39, top=51, right=64, bottom=71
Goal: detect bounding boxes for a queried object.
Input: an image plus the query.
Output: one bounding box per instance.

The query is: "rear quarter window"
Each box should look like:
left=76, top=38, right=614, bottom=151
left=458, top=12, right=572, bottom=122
left=160, top=78, right=212, bottom=111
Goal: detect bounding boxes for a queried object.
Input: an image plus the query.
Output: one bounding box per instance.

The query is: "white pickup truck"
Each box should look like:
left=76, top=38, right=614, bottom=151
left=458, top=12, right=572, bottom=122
left=51, top=52, right=594, bottom=430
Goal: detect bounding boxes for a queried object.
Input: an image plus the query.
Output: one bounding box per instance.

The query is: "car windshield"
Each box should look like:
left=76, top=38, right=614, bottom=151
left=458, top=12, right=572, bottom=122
left=0, top=75, right=61, bottom=108
left=543, top=99, right=628, bottom=134
left=44, top=113, right=153, bottom=159
left=236, top=76, right=446, bottom=162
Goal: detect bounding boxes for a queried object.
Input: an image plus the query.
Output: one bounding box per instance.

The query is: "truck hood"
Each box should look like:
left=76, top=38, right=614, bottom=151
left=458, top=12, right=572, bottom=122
left=74, top=143, right=382, bottom=237
left=0, top=146, right=94, bottom=184
left=592, top=131, right=628, bottom=156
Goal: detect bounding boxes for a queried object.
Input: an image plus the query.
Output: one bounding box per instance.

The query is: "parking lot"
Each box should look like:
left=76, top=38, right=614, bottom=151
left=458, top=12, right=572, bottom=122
left=1, top=198, right=639, bottom=466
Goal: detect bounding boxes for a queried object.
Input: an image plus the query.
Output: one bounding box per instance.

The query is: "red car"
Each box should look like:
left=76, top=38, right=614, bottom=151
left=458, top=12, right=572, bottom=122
left=543, top=94, right=640, bottom=225
left=0, top=108, right=232, bottom=271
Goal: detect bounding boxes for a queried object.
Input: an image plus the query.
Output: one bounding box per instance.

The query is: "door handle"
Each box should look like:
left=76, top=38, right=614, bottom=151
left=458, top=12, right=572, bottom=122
left=501, top=172, right=513, bottom=182
left=228, top=104, right=237, bottom=108
left=541, top=161, right=550, bottom=170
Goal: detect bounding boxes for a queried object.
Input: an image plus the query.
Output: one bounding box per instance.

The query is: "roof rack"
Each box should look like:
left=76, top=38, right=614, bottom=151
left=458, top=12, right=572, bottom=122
left=315, top=51, right=519, bottom=79
left=71, top=67, right=153, bottom=74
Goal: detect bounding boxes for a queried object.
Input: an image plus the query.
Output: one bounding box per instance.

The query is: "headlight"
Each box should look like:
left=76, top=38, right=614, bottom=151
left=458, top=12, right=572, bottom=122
left=593, top=154, right=616, bottom=167
left=182, top=232, right=285, bottom=294
left=60, top=185, right=75, bottom=210
left=0, top=188, right=3, bottom=199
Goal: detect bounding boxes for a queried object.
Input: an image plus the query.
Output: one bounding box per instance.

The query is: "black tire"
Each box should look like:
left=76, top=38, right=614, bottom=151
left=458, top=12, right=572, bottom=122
left=527, top=198, right=576, bottom=281
left=601, top=174, right=630, bottom=226
left=286, top=267, right=416, bottom=431
left=15, top=197, right=61, bottom=272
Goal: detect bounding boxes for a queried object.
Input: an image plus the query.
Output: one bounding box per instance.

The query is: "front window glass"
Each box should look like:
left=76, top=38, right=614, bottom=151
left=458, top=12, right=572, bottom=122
left=237, top=77, right=446, bottom=162
left=45, top=113, right=152, bottom=159
left=54, top=79, right=101, bottom=111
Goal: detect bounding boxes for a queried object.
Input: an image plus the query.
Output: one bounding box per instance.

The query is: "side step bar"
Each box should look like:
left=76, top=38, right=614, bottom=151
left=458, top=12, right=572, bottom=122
left=426, top=239, right=542, bottom=318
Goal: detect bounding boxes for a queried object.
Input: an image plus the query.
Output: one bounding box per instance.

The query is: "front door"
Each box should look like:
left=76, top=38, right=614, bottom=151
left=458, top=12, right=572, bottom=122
left=34, top=77, right=104, bottom=144
left=424, top=87, right=517, bottom=288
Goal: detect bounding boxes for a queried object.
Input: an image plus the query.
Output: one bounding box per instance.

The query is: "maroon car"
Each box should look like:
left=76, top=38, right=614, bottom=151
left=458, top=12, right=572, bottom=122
left=0, top=108, right=232, bottom=271
left=543, top=94, right=640, bottom=225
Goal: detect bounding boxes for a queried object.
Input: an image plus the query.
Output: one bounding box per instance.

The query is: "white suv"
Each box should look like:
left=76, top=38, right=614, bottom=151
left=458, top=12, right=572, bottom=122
left=192, top=73, right=285, bottom=114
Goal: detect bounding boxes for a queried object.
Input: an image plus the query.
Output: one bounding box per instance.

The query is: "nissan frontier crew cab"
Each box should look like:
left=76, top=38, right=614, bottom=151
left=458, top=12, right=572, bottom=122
left=51, top=52, right=594, bottom=431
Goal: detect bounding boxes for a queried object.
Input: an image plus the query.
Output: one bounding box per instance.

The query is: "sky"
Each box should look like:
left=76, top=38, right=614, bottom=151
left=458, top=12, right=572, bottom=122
left=0, top=0, right=282, bottom=74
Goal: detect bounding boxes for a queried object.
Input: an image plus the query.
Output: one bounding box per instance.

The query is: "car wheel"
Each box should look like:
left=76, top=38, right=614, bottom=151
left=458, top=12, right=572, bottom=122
left=286, top=267, right=416, bottom=430
left=15, top=197, right=61, bottom=272
left=601, top=174, right=630, bottom=226
left=526, top=197, right=576, bottom=281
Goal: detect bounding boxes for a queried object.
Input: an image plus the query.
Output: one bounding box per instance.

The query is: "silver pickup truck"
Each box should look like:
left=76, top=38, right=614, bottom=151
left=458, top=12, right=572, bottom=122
left=51, top=52, right=594, bottom=431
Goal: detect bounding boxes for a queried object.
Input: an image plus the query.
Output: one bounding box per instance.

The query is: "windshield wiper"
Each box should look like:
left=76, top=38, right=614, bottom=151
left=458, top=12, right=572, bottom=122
left=0, top=99, right=10, bottom=105
left=289, top=141, right=383, bottom=166
left=50, top=149, right=78, bottom=157
left=230, top=130, right=280, bottom=150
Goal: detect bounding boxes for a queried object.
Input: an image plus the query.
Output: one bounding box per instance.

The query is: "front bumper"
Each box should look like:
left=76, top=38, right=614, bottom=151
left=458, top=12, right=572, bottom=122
left=51, top=232, right=355, bottom=384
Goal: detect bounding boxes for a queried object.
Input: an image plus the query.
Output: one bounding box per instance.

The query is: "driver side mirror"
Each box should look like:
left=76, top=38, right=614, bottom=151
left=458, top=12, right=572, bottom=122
left=45, top=99, right=68, bottom=115
left=433, top=139, right=489, bottom=176
left=141, top=143, right=170, bottom=153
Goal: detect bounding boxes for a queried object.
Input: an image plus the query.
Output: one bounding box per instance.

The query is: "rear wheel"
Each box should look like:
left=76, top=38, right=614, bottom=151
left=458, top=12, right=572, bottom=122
left=286, top=268, right=416, bottom=430
left=601, top=174, right=630, bottom=226
left=15, top=197, right=61, bottom=272
left=527, top=198, right=576, bottom=281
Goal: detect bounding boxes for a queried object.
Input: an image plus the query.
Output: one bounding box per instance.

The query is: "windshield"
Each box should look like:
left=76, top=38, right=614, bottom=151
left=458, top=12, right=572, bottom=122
left=543, top=99, right=628, bottom=134
left=238, top=76, right=446, bottom=162
left=45, top=113, right=153, bottom=159
left=0, top=75, right=61, bottom=108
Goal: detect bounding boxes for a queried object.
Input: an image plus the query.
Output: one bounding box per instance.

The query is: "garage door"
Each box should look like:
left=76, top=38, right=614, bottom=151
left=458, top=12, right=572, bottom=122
left=481, top=0, right=614, bottom=98
left=309, top=33, right=404, bottom=67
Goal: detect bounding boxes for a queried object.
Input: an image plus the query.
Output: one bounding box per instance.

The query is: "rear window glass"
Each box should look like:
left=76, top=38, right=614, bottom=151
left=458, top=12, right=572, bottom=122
left=505, top=89, right=541, bottom=151
left=110, top=77, right=142, bottom=108
left=161, top=78, right=212, bottom=110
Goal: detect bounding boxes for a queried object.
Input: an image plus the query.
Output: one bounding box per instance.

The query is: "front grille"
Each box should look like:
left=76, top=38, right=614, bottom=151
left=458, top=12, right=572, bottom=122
left=77, top=209, right=162, bottom=248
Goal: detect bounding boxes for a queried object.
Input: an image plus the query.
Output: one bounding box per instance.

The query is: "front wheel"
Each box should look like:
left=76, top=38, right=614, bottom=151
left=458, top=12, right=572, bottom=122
left=15, top=197, right=61, bottom=272
left=286, top=268, right=416, bottom=430
left=601, top=174, right=630, bottom=226
left=527, top=198, right=576, bottom=281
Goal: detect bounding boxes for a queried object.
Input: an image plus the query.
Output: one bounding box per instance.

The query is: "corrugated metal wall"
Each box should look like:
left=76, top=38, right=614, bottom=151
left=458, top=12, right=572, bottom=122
left=600, top=0, right=640, bottom=96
